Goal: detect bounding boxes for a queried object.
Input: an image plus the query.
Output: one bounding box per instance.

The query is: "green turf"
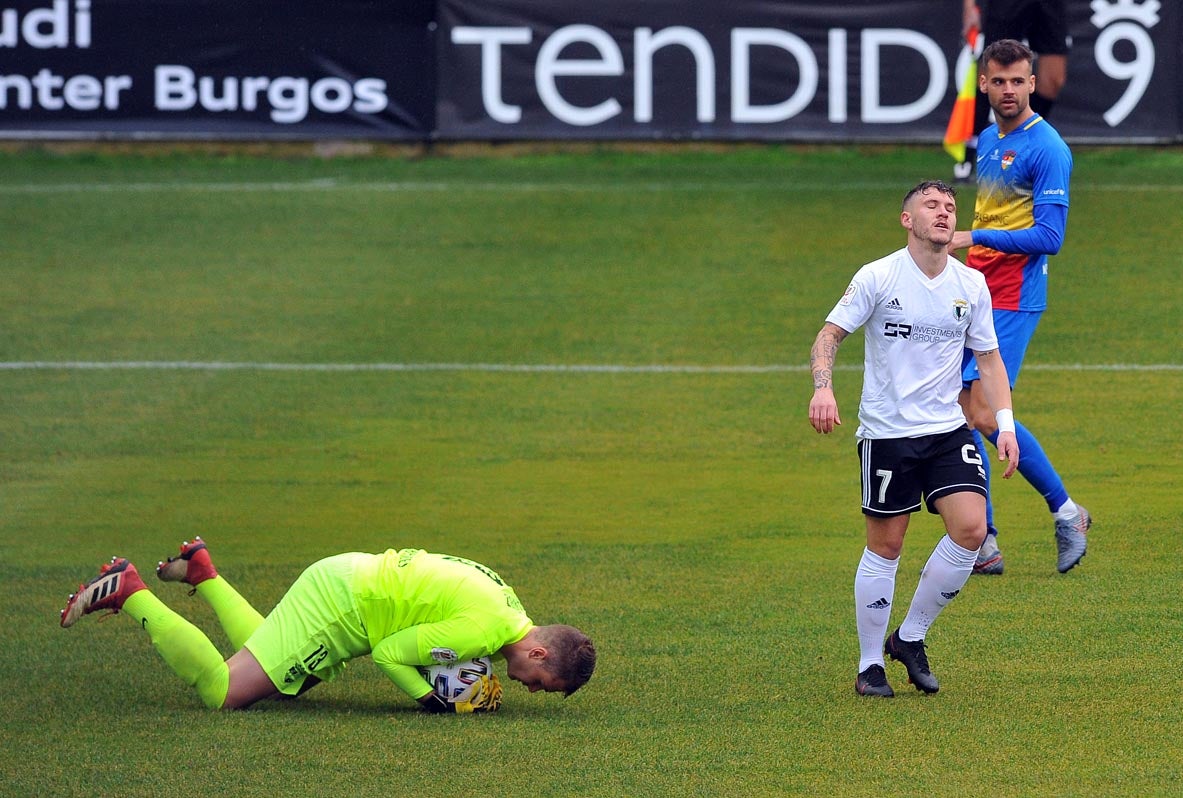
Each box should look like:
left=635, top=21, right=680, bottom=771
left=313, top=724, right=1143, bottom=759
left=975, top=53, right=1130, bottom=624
left=1, top=145, right=1181, bottom=797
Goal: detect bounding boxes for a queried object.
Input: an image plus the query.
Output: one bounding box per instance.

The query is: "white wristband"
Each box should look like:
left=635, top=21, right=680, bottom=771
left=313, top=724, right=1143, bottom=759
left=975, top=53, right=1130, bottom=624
left=995, top=408, right=1015, bottom=435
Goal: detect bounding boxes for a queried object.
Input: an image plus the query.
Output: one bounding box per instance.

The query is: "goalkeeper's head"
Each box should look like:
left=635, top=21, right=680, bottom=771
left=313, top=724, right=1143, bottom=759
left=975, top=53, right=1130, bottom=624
left=503, top=624, right=596, bottom=697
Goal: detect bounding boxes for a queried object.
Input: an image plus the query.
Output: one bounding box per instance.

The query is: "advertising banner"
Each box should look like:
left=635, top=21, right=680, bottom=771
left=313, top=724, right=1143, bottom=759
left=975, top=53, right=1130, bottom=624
left=437, top=0, right=1180, bottom=142
left=1, top=1, right=1179, bottom=142
left=1057, top=0, right=1179, bottom=142
left=0, top=0, right=435, bottom=139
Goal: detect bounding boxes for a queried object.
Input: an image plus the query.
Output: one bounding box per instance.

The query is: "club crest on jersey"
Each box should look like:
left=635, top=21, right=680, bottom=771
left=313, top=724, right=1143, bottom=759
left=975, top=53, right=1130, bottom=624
left=1001, top=150, right=1017, bottom=171
left=430, top=647, right=459, bottom=665
left=952, top=299, right=968, bottom=320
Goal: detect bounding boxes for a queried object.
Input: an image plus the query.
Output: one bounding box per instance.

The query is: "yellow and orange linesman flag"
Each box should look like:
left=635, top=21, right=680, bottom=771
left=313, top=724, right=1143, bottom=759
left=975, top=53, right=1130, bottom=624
left=943, top=25, right=980, bottom=162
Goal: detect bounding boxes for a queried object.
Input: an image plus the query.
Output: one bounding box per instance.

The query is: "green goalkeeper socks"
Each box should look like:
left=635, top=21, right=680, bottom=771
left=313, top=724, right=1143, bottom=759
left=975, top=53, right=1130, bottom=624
left=122, top=590, right=229, bottom=709
left=119, top=576, right=263, bottom=709
left=195, top=576, right=265, bottom=649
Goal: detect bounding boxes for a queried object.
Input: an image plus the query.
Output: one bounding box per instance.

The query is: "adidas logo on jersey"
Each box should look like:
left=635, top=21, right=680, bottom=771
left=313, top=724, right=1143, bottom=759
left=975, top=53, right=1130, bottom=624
left=885, top=297, right=903, bottom=311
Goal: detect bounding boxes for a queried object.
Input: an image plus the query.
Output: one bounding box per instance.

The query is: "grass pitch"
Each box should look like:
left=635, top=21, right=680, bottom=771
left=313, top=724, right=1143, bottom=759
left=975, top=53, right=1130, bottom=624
left=1, top=144, right=1181, bottom=797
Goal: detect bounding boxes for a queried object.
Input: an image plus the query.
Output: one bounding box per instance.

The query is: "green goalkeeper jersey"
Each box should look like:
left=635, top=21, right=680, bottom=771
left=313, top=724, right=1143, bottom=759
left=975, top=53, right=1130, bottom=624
left=353, top=548, right=534, bottom=699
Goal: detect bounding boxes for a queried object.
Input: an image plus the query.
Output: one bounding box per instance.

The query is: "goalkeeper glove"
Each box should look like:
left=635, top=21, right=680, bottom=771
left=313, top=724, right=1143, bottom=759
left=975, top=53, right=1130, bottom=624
left=452, top=673, right=503, bottom=713
left=418, top=674, right=503, bottom=714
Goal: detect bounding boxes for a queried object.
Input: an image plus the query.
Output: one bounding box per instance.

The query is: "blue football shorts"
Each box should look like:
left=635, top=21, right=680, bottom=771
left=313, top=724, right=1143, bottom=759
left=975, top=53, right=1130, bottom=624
left=962, top=308, right=1043, bottom=388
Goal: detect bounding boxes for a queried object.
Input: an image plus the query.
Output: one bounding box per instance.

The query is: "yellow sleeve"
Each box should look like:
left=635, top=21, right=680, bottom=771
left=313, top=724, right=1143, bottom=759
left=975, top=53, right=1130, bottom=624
left=371, top=616, right=516, bottom=700
left=370, top=628, right=433, bottom=699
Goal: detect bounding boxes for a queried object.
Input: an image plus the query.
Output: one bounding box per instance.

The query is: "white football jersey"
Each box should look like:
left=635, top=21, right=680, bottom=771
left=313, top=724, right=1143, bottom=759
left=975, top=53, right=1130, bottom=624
left=825, top=247, right=998, bottom=440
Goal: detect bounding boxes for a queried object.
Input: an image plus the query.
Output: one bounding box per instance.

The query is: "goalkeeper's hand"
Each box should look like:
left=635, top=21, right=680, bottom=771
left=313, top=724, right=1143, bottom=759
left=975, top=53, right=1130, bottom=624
left=417, top=674, right=503, bottom=714
left=452, top=673, right=503, bottom=713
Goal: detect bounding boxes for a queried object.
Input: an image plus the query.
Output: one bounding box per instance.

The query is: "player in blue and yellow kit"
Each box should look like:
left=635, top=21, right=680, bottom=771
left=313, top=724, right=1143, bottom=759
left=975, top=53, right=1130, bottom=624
left=951, top=38, right=1091, bottom=576
left=955, top=0, right=1071, bottom=182
left=60, top=538, right=596, bottom=712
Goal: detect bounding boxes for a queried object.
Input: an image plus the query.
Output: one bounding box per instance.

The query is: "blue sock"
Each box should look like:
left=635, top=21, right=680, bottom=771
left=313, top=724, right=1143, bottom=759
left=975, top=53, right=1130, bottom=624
left=987, top=421, right=1069, bottom=512
left=973, top=429, right=996, bottom=533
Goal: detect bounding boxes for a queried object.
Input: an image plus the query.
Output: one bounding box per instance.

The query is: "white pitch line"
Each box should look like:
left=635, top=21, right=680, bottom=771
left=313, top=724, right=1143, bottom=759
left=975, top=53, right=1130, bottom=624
left=0, top=360, right=816, bottom=373
left=1, top=180, right=1180, bottom=195
left=0, top=361, right=1179, bottom=373
left=0, top=180, right=907, bottom=194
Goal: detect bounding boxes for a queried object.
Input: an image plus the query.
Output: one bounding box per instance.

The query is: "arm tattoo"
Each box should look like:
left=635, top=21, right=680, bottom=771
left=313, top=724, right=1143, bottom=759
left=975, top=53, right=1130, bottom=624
left=811, top=325, right=846, bottom=389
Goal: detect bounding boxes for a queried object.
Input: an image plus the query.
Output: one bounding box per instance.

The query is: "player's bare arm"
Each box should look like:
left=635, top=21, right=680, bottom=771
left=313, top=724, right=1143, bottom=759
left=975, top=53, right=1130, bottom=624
left=961, top=0, right=979, bottom=40
left=809, top=322, right=848, bottom=434
left=811, top=322, right=848, bottom=388
left=972, top=347, right=1020, bottom=478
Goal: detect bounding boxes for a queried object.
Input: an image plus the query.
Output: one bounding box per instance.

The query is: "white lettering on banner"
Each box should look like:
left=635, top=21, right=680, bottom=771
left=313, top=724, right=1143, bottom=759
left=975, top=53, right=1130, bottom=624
left=451, top=24, right=951, bottom=127
left=828, top=29, right=847, bottom=123
left=0, top=2, right=393, bottom=125
left=636, top=27, right=715, bottom=123
left=0, top=0, right=125, bottom=113
left=154, top=66, right=387, bottom=124
left=536, top=25, right=624, bottom=126
left=451, top=26, right=532, bottom=123
left=0, top=0, right=90, bottom=49
left=860, top=29, right=947, bottom=122
left=731, top=28, right=816, bottom=123
left=1090, top=0, right=1161, bottom=127
left=0, top=68, right=129, bottom=110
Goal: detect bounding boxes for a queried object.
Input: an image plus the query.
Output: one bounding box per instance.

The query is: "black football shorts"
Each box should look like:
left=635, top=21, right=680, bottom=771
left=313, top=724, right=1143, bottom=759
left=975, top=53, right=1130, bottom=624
left=857, top=427, right=988, bottom=518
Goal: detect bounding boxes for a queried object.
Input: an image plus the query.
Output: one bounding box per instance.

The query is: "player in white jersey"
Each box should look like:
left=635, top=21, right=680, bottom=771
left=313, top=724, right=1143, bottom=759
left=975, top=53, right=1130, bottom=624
left=809, top=180, right=1019, bottom=697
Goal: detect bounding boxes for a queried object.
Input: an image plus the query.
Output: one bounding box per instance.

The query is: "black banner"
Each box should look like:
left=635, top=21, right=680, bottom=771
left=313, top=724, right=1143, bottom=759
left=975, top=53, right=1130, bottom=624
left=0, top=0, right=435, bottom=139
left=437, top=0, right=1180, bottom=142
left=1057, top=0, right=1180, bottom=142
left=1, top=1, right=1179, bottom=142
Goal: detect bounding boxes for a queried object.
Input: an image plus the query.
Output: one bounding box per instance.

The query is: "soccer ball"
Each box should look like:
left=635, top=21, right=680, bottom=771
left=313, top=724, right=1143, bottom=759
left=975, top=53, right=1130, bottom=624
left=417, top=656, right=494, bottom=701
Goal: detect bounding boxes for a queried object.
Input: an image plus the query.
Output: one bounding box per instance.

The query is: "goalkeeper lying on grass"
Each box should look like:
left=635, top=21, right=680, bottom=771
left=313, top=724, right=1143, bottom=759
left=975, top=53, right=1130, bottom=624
left=60, top=540, right=596, bottom=712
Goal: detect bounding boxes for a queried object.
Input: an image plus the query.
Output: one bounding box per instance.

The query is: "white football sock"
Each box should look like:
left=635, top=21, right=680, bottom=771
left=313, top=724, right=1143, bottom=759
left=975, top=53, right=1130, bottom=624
left=899, top=535, right=977, bottom=642
left=1053, top=498, right=1079, bottom=523
left=855, top=548, right=898, bottom=672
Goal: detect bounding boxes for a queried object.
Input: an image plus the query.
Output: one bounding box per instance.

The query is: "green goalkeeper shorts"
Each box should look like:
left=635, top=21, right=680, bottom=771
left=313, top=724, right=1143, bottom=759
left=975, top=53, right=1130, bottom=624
left=243, top=553, right=371, bottom=695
